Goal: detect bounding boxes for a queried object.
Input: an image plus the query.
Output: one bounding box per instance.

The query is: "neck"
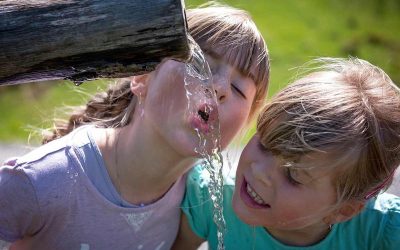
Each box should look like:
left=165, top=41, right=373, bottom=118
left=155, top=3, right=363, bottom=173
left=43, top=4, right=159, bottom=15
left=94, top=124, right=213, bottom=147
left=98, top=123, right=196, bottom=205
left=266, top=223, right=331, bottom=247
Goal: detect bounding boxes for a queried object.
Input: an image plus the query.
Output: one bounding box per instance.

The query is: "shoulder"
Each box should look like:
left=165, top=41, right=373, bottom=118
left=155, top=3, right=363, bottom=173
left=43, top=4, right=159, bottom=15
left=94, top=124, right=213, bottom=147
left=186, top=164, right=211, bottom=188
left=370, top=192, right=400, bottom=212
left=182, top=163, right=239, bottom=242
left=11, top=126, right=95, bottom=179
left=184, top=164, right=212, bottom=209
left=362, top=193, right=400, bottom=227
left=14, top=125, right=93, bottom=166
left=339, top=193, right=400, bottom=249
left=3, top=136, right=71, bottom=188
left=0, top=145, right=73, bottom=241
left=0, top=163, right=43, bottom=241
left=13, top=137, right=73, bottom=182
left=371, top=193, right=400, bottom=236
left=2, top=132, right=88, bottom=210
left=186, top=163, right=235, bottom=200
left=16, top=137, right=68, bottom=165
left=186, top=162, right=236, bottom=188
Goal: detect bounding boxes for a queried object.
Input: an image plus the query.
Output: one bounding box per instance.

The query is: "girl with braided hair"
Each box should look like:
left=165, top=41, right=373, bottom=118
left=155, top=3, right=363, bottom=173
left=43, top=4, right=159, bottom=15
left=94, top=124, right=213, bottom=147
left=0, top=4, right=269, bottom=250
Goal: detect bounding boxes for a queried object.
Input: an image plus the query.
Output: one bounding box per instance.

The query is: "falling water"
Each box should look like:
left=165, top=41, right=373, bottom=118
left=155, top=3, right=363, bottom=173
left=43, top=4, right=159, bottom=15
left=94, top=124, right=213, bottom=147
left=184, top=35, right=226, bottom=250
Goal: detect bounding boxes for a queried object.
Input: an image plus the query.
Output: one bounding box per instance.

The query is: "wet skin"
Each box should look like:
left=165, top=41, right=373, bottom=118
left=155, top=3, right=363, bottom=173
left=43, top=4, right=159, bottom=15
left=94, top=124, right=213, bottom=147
left=141, top=54, right=256, bottom=157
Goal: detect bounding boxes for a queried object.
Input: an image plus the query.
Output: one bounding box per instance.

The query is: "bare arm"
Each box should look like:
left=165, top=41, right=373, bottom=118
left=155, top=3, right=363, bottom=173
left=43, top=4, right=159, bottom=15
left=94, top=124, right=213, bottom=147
left=172, top=212, right=205, bottom=250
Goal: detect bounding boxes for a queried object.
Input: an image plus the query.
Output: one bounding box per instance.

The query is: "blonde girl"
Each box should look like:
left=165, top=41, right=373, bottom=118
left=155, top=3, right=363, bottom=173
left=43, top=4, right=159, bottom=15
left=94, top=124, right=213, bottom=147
left=177, top=57, right=400, bottom=250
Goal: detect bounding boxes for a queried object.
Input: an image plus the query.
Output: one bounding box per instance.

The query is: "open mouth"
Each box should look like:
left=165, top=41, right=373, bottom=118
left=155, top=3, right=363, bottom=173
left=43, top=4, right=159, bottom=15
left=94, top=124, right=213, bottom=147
left=241, top=178, right=270, bottom=209
left=198, top=109, right=210, bottom=122
left=198, top=103, right=216, bottom=123
left=190, top=103, right=217, bottom=134
left=246, top=183, right=268, bottom=205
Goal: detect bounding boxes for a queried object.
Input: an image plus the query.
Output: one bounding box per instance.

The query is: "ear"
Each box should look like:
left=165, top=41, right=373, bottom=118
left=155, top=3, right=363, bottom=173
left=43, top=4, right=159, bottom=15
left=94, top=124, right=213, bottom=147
left=130, top=74, right=149, bottom=97
left=324, top=200, right=365, bottom=224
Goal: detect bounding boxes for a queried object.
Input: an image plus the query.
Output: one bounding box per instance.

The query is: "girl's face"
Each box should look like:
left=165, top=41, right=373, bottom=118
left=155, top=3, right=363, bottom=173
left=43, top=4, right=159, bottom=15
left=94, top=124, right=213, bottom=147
left=206, top=53, right=256, bottom=148
left=142, top=54, right=256, bottom=156
left=232, top=135, right=339, bottom=232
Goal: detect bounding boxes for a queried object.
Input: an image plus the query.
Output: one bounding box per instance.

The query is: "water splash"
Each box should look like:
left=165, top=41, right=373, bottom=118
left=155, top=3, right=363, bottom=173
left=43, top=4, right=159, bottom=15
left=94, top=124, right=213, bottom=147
left=184, top=35, right=226, bottom=250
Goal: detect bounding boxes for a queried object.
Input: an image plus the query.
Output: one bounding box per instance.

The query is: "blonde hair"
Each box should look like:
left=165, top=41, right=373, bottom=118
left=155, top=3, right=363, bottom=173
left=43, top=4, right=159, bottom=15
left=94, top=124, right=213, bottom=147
left=42, top=4, right=269, bottom=143
left=257, top=57, right=400, bottom=203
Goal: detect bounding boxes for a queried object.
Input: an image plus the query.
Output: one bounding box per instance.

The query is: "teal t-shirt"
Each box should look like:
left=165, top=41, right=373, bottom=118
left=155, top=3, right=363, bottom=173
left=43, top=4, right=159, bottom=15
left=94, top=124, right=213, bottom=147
left=181, top=165, right=400, bottom=250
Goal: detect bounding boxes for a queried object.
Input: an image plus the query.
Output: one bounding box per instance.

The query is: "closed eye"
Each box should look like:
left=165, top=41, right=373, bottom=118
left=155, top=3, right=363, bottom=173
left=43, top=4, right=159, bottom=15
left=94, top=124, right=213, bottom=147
left=232, top=84, right=246, bottom=99
left=285, top=167, right=302, bottom=185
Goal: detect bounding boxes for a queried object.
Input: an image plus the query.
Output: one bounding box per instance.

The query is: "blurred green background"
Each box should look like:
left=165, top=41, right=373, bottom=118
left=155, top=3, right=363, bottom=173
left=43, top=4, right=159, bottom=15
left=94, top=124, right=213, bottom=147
left=0, top=0, right=399, bottom=144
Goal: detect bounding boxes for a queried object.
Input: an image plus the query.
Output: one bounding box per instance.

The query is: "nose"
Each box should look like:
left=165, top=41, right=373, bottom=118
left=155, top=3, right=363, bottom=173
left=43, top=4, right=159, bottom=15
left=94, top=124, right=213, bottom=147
left=212, top=68, right=231, bottom=103
left=251, top=162, right=273, bottom=187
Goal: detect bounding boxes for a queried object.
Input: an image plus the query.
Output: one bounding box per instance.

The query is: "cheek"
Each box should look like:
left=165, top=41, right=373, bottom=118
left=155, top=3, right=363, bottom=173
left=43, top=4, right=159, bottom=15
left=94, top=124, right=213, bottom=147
left=264, top=195, right=313, bottom=228
left=273, top=190, right=332, bottom=227
left=277, top=206, right=306, bottom=223
left=148, top=72, right=188, bottom=112
left=234, top=143, right=255, bottom=178
left=151, top=61, right=185, bottom=94
left=219, top=105, right=250, bottom=147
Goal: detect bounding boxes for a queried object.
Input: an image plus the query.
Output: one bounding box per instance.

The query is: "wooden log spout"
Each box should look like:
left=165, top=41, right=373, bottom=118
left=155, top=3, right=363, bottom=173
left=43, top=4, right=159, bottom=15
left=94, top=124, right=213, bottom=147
left=0, top=0, right=190, bottom=85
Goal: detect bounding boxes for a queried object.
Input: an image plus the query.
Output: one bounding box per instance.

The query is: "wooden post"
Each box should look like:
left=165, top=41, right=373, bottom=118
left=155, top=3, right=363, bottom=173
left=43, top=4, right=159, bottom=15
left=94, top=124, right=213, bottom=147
left=0, top=0, right=190, bottom=85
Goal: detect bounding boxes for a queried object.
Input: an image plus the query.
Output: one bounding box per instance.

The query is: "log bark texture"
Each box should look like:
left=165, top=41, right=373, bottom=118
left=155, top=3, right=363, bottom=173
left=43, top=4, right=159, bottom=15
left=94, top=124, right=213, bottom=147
left=0, top=0, right=190, bottom=85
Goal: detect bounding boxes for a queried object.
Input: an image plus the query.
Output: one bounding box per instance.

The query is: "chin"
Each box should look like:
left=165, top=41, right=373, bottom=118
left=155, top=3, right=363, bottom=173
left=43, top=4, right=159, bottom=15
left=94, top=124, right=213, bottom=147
left=232, top=192, right=252, bottom=224
left=232, top=187, right=267, bottom=227
left=165, top=131, right=199, bottom=156
left=233, top=203, right=260, bottom=226
left=188, top=136, right=219, bottom=156
left=174, top=143, right=200, bottom=158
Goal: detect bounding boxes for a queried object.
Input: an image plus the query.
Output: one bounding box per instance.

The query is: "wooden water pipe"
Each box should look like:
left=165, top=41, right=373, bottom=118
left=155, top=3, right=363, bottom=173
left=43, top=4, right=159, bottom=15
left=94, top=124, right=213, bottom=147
left=0, top=0, right=190, bottom=85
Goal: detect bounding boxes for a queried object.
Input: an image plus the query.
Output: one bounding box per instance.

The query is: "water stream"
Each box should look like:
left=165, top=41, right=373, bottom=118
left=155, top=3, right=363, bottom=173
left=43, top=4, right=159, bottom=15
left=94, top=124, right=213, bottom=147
left=184, top=35, right=226, bottom=250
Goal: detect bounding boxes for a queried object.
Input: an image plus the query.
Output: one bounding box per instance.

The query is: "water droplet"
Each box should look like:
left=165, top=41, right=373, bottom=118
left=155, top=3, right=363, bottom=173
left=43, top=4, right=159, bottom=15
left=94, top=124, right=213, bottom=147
left=73, top=80, right=84, bottom=86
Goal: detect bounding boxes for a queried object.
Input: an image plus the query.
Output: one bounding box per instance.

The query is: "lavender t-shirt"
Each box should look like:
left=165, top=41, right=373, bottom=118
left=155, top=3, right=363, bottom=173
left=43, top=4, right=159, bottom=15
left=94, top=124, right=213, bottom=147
left=0, top=126, right=186, bottom=250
